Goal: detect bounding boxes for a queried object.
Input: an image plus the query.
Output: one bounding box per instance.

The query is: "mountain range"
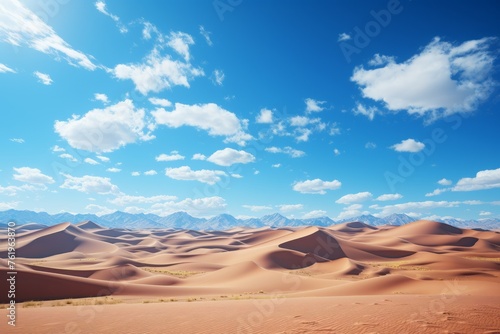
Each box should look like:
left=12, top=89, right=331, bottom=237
left=0, top=209, right=499, bottom=230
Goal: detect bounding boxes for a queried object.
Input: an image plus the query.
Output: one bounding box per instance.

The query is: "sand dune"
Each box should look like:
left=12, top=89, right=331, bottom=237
left=1, top=220, right=499, bottom=333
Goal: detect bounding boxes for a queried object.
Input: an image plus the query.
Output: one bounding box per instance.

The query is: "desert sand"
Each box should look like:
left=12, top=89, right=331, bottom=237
left=0, top=219, right=499, bottom=333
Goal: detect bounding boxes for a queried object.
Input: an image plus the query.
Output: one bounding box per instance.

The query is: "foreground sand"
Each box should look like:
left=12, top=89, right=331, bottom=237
left=0, top=219, right=499, bottom=332
left=2, top=295, right=500, bottom=333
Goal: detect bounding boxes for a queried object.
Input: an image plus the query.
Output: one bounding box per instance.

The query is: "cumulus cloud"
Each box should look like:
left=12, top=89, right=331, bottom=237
left=152, top=103, right=251, bottom=146
left=144, top=170, right=157, bottom=176
left=305, top=98, right=326, bottom=113
left=148, top=97, right=172, bottom=107
left=376, top=193, right=403, bottom=201
left=94, top=93, right=109, bottom=104
left=338, top=33, right=351, bottom=42
left=452, top=168, right=500, bottom=191
left=0, top=0, right=97, bottom=70
left=59, top=153, right=77, bottom=162
left=256, top=108, right=273, bottom=124
left=13, top=167, right=54, bottom=184
left=165, top=166, right=226, bottom=185
left=192, top=153, right=206, bottom=160
left=277, top=204, right=303, bottom=212
left=34, top=71, right=52, bottom=85
left=113, top=49, right=203, bottom=95
left=336, top=192, right=373, bottom=204
left=425, top=188, right=448, bottom=197
left=336, top=204, right=368, bottom=220
left=351, top=37, right=496, bottom=120
left=106, top=167, right=121, bottom=173
left=149, top=196, right=226, bottom=217
left=293, top=178, right=341, bottom=194
left=365, top=142, right=377, bottom=149
left=156, top=151, right=185, bottom=162
left=207, top=148, right=255, bottom=166
left=52, top=145, right=65, bottom=153
left=265, top=146, right=305, bottom=158
left=84, top=158, right=100, bottom=165
left=372, top=200, right=468, bottom=216
left=10, top=138, right=24, bottom=144
left=353, top=103, right=377, bottom=120
left=96, top=155, right=110, bottom=162
left=54, top=99, right=153, bottom=153
left=438, top=178, right=452, bottom=186
left=131, top=171, right=140, bottom=176
left=302, top=210, right=327, bottom=219
left=391, top=139, right=425, bottom=153
left=60, top=174, right=119, bottom=194
left=167, top=31, right=194, bottom=62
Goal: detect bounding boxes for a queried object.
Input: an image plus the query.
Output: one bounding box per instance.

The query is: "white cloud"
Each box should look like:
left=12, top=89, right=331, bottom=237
left=368, top=53, right=395, bottom=66
left=52, top=145, right=65, bottom=153
left=336, top=192, right=372, bottom=204
left=156, top=151, right=185, bottom=162
left=207, top=148, right=255, bottom=166
left=353, top=103, right=377, bottom=120
left=96, top=155, right=110, bottom=162
left=277, top=204, right=303, bottom=212
left=254, top=170, right=260, bottom=175
left=55, top=99, right=153, bottom=153
left=336, top=204, right=368, bottom=220
left=290, top=116, right=320, bottom=127
left=152, top=102, right=251, bottom=146
left=13, top=167, right=54, bottom=184
left=167, top=31, right=194, bottom=61
left=391, top=139, right=425, bottom=153
left=199, top=26, right=213, bottom=46
left=34, top=71, right=52, bottom=85
left=302, top=210, right=327, bottom=219
left=148, top=97, right=172, bottom=107
left=452, top=168, right=500, bottom=191
left=272, top=163, right=281, bottom=168
left=479, top=211, right=492, bottom=216
left=109, top=194, right=177, bottom=206
left=84, top=158, right=100, bottom=165
left=256, top=108, right=273, bottom=124
left=144, top=170, right=157, bottom=176
left=351, top=37, right=496, bottom=119
left=10, top=138, right=24, bottom=144
left=106, top=167, right=121, bottom=173
left=94, top=93, right=109, bottom=104
left=0, top=63, right=15, bottom=73
left=59, top=153, right=77, bottom=162
left=338, top=33, right=351, bottom=42
left=293, top=178, right=341, bottom=194
left=60, top=174, right=119, bottom=194
left=373, top=200, right=464, bottom=216
left=438, top=178, right=452, bottom=186
left=0, top=201, right=18, bottom=210
left=212, top=69, right=224, bottom=86
left=425, top=188, right=448, bottom=197
left=113, top=49, right=203, bottom=95
left=231, top=173, right=243, bottom=178
left=95, top=1, right=127, bottom=33
left=149, top=196, right=226, bottom=217
left=192, top=153, right=207, bottom=161
left=131, top=171, right=140, bottom=176
left=365, top=142, right=377, bottom=149
left=0, top=0, right=97, bottom=70
left=243, top=205, right=272, bottom=212
left=305, top=98, right=326, bottom=113
left=329, top=123, right=341, bottom=136
left=265, top=146, right=305, bottom=158
left=85, top=204, right=115, bottom=216
left=333, top=148, right=340, bottom=156
left=141, top=22, right=158, bottom=40
left=0, top=184, right=45, bottom=196
left=165, top=166, right=226, bottom=185
left=376, top=193, right=403, bottom=201
left=295, top=128, right=312, bottom=142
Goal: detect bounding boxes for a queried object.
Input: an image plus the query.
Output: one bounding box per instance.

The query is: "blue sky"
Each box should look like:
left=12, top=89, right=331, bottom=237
left=0, top=0, right=499, bottom=221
